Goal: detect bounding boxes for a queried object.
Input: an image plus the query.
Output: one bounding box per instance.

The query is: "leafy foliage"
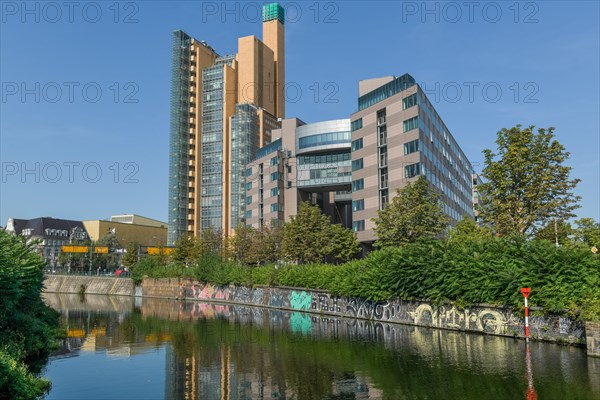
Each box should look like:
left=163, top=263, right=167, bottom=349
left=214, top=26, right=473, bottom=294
left=479, top=125, right=580, bottom=236
left=230, top=225, right=282, bottom=266
left=135, top=235, right=600, bottom=320
left=573, top=218, right=600, bottom=248
left=534, top=220, right=574, bottom=246
left=373, top=177, right=450, bottom=247
left=0, top=230, right=60, bottom=399
left=448, top=217, right=493, bottom=243
left=282, top=202, right=359, bottom=263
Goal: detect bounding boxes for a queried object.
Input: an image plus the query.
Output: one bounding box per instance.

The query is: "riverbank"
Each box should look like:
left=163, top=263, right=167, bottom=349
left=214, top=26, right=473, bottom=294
left=42, top=275, right=600, bottom=356
left=141, top=278, right=589, bottom=347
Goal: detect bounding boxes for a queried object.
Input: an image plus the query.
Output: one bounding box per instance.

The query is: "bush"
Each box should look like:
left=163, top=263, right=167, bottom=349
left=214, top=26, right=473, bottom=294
left=134, top=236, right=600, bottom=320
left=0, top=230, right=60, bottom=398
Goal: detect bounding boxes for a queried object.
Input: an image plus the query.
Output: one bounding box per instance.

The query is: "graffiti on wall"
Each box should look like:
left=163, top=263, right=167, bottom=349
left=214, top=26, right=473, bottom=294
left=290, top=290, right=312, bottom=311
left=142, top=279, right=584, bottom=343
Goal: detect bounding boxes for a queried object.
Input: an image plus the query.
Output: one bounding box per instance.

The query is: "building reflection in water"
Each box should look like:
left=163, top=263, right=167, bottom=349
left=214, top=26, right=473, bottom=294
left=43, top=293, right=600, bottom=400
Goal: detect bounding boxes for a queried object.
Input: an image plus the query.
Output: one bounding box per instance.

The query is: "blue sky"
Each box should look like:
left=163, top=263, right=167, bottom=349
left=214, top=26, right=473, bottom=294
left=1, top=1, right=599, bottom=224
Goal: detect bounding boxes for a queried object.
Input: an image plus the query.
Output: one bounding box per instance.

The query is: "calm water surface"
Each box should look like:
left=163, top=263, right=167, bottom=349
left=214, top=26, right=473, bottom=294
left=42, top=294, right=600, bottom=399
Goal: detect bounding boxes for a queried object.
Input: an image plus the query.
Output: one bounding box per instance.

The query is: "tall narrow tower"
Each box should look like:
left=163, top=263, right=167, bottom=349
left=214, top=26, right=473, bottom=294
left=262, top=3, right=285, bottom=119
left=168, top=3, right=285, bottom=245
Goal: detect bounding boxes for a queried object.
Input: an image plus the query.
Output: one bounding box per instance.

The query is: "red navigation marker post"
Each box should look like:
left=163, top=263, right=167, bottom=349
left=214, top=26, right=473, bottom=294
left=521, top=288, right=532, bottom=340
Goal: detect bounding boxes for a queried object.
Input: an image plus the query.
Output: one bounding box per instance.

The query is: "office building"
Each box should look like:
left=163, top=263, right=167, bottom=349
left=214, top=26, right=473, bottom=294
left=350, top=74, right=473, bottom=245
left=245, top=74, right=474, bottom=249
left=168, top=3, right=285, bottom=245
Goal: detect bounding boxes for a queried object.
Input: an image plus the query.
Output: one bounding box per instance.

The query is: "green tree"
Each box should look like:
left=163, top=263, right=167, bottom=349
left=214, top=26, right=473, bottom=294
left=260, top=225, right=283, bottom=264
left=327, top=224, right=360, bottom=263
left=573, top=218, right=600, bottom=248
left=122, top=242, right=139, bottom=268
left=282, top=202, right=334, bottom=263
left=230, top=225, right=262, bottom=266
left=0, top=230, right=60, bottom=399
left=479, top=125, right=580, bottom=236
left=373, top=177, right=450, bottom=248
left=448, top=217, right=493, bottom=243
left=198, top=228, right=224, bottom=257
left=534, top=220, right=574, bottom=246
left=93, top=233, right=121, bottom=271
left=172, top=235, right=201, bottom=266
left=282, top=203, right=360, bottom=264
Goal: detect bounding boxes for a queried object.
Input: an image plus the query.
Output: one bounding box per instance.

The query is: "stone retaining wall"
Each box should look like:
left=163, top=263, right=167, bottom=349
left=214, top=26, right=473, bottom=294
left=44, top=275, right=134, bottom=296
left=141, top=278, right=587, bottom=346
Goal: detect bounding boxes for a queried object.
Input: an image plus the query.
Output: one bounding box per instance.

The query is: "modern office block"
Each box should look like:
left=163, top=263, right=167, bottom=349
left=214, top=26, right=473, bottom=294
left=244, top=73, right=474, bottom=249
left=350, top=74, right=474, bottom=245
left=168, top=3, right=285, bottom=245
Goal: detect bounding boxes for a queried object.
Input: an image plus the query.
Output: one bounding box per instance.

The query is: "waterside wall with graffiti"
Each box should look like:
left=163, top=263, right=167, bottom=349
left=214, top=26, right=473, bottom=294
left=141, top=279, right=586, bottom=346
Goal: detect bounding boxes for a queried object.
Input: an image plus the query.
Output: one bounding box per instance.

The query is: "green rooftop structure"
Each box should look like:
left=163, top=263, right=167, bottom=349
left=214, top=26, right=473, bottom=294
left=263, top=2, right=284, bottom=24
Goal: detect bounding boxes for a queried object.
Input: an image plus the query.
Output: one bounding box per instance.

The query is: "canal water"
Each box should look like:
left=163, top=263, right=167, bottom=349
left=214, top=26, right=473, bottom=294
left=42, top=293, right=600, bottom=399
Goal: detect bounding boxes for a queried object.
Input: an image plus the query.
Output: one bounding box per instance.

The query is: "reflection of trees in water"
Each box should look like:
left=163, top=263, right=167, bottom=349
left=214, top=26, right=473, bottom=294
left=49, top=295, right=600, bottom=400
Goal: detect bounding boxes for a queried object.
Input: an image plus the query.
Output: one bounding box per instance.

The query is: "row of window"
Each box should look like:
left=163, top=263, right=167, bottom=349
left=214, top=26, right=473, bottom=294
left=351, top=118, right=363, bottom=131
left=297, top=131, right=351, bottom=149
left=298, top=152, right=351, bottom=165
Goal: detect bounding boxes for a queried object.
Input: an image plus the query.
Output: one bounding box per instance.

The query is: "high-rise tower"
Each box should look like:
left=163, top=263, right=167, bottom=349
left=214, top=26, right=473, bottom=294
left=168, top=3, right=285, bottom=245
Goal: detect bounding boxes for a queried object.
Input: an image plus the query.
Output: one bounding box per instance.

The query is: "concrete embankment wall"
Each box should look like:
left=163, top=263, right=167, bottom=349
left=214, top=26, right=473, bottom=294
left=141, top=278, right=588, bottom=347
left=44, top=275, right=134, bottom=296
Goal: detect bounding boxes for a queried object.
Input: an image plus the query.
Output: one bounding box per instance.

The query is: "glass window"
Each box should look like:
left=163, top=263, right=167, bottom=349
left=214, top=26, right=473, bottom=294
left=380, top=189, right=389, bottom=209
left=271, top=172, right=280, bottom=181
left=352, top=178, right=364, bottom=192
left=403, top=116, right=419, bottom=132
left=353, top=220, right=365, bottom=231
left=352, top=158, right=363, bottom=171
left=351, top=138, right=363, bottom=152
left=298, top=131, right=351, bottom=149
left=352, top=199, right=364, bottom=212
left=244, top=210, right=252, bottom=218
left=351, top=118, right=363, bottom=131
left=245, top=182, right=252, bottom=191
left=405, top=163, right=421, bottom=178
left=270, top=188, right=279, bottom=196
left=270, top=203, right=280, bottom=212
left=270, top=156, right=279, bottom=166
left=403, top=93, right=418, bottom=110
left=245, top=167, right=253, bottom=177
left=404, top=139, right=420, bottom=155
left=245, top=196, right=252, bottom=205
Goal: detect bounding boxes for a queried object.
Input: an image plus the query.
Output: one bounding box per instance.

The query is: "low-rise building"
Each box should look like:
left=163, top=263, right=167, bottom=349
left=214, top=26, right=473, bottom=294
left=4, top=217, right=89, bottom=266
left=83, top=214, right=168, bottom=248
